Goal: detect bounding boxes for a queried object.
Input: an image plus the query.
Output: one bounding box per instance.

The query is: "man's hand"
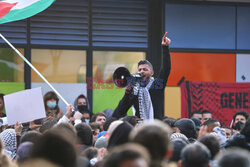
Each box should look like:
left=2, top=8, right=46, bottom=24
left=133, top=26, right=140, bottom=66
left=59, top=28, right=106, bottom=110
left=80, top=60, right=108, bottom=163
left=125, top=83, right=133, bottom=94
left=162, top=32, right=171, bottom=46
left=74, top=111, right=83, bottom=120
left=15, top=122, right=23, bottom=136
left=65, top=104, right=74, bottom=119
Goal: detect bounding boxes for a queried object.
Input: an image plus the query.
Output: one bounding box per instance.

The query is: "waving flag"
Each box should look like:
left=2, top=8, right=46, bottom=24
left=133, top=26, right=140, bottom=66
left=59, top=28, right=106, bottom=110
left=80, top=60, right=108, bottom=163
left=0, top=0, right=55, bottom=24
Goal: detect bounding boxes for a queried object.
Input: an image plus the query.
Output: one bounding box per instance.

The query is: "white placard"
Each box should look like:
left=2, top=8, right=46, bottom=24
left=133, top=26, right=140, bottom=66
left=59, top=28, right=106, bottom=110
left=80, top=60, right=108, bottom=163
left=4, top=87, right=46, bottom=125
left=236, top=54, right=250, bottom=82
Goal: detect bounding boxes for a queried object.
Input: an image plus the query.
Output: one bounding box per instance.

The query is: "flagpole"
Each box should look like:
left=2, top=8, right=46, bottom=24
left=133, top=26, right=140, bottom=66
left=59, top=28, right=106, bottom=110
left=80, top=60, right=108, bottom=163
left=0, top=33, right=69, bottom=106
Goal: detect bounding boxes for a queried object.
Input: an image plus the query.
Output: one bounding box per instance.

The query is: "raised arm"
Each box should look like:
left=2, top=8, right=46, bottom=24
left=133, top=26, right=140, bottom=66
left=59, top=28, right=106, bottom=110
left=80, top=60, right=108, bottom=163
left=158, top=32, right=171, bottom=87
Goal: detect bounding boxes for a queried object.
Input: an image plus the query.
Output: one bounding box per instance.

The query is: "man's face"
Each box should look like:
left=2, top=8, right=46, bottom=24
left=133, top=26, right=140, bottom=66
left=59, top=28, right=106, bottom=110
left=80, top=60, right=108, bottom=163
left=77, top=98, right=87, bottom=106
left=138, top=64, right=154, bottom=81
left=222, top=128, right=232, bottom=139
left=95, top=116, right=106, bottom=127
left=192, top=114, right=202, bottom=120
left=235, top=115, right=247, bottom=124
left=82, top=113, right=90, bottom=120
left=202, top=113, right=212, bottom=122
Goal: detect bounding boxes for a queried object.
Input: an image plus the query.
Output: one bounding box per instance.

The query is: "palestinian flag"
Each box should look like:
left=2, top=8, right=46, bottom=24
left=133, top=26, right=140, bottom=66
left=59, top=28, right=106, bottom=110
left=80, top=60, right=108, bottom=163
left=0, top=0, right=55, bottom=24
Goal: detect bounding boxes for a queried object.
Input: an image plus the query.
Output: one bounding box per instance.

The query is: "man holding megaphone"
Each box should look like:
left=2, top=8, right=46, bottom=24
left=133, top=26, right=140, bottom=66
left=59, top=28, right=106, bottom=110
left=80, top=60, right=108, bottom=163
left=112, top=32, right=171, bottom=120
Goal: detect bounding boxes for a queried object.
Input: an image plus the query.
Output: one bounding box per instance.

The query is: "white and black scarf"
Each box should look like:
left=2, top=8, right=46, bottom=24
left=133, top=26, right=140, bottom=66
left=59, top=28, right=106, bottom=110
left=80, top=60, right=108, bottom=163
left=133, top=78, right=154, bottom=120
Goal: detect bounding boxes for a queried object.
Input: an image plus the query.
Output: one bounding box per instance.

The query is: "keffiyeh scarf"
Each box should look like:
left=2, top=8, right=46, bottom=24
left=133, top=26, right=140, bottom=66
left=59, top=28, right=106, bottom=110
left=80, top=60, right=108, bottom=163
left=0, top=128, right=17, bottom=159
left=134, top=78, right=154, bottom=120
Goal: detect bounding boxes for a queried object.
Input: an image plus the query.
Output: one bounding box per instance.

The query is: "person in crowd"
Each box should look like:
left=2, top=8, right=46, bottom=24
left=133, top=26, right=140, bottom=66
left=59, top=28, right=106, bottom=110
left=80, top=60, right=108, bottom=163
left=241, top=119, right=250, bottom=143
left=20, top=130, right=42, bottom=144
left=39, top=120, right=57, bottom=133
left=203, top=119, right=221, bottom=133
left=89, top=122, right=101, bottom=144
left=0, top=93, right=6, bottom=117
left=51, top=123, right=78, bottom=146
left=130, top=120, right=172, bottom=167
left=163, top=117, right=176, bottom=129
left=74, top=94, right=92, bottom=123
left=216, top=148, right=250, bottom=167
left=0, top=138, right=17, bottom=167
left=231, top=111, right=249, bottom=134
left=190, top=117, right=202, bottom=132
left=221, top=126, right=233, bottom=139
left=91, top=112, right=106, bottom=131
left=30, top=132, right=77, bottom=167
left=107, top=121, right=133, bottom=149
left=173, top=118, right=197, bottom=142
left=75, top=123, right=93, bottom=153
left=223, top=133, right=250, bottom=151
left=112, top=32, right=171, bottom=120
left=0, top=122, right=23, bottom=160
left=179, top=143, right=211, bottom=167
left=103, top=143, right=151, bottom=167
left=16, top=141, right=33, bottom=163
left=29, top=91, right=63, bottom=130
left=43, top=91, right=64, bottom=120
left=190, top=110, right=202, bottom=120
left=232, top=110, right=249, bottom=125
left=199, top=134, right=220, bottom=166
left=122, top=116, right=141, bottom=127
left=202, top=110, right=212, bottom=122
left=169, top=133, right=189, bottom=163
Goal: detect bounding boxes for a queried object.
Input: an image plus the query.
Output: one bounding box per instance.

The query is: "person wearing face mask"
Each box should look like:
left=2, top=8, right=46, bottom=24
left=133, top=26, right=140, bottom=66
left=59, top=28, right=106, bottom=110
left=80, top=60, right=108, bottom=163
left=43, top=91, right=63, bottom=120
left=74, top=94, right=92, bottom=124
left=29, top=91, right=63, bottom=131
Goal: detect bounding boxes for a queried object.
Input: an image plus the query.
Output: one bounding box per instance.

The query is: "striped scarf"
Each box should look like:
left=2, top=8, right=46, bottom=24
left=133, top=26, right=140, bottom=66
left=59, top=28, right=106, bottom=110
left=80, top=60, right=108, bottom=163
left=134, top=78, right=154, bottom=120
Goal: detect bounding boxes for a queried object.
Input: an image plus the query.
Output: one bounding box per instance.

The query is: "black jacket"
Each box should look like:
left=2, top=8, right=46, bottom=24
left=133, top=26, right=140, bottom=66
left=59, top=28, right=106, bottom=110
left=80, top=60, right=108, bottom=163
left=112, top=45, right=171, bottom=120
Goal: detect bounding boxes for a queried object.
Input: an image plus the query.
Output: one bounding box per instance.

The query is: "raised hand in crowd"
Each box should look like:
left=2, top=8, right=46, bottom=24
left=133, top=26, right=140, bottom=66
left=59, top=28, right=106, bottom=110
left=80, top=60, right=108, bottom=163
left=162, top=32, right=171, bottom=46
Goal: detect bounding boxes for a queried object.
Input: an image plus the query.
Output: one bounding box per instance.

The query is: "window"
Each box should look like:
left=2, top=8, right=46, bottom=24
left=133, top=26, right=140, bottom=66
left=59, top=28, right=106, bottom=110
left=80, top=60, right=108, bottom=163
left=92, top=51, right=145, bottom=114
left=0, top=48, right=25, bottom=94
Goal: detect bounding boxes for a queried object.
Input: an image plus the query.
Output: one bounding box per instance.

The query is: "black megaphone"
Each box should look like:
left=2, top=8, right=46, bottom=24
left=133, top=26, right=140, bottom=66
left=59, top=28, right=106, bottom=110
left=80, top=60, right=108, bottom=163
left=113, top=67, right=142, bottom=88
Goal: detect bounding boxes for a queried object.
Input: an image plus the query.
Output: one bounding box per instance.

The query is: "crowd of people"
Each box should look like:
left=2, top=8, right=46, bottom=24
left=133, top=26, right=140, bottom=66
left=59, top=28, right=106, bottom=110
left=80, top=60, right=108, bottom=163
left=0, top=91, right=250, bottom=167
left=0, top=32, right=250, bottom=167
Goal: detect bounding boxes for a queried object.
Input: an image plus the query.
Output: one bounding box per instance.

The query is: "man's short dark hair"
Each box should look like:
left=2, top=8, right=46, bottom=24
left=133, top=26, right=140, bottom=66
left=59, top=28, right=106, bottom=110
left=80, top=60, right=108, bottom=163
left=203, top=119, right=219, bottom=126
left=181, top=143, right=211, bottom=167
left=123, top=116, right=140, bottom=127
left=190, top=111, right=202, bottom=118
left=75, top=123, right=93, bottom=146
left=233, top=110, right=249, bottom=122
left=103, top=117, right=117, bottom=131
left=198, top=134, right=220, bottom=159
left=202, top=110, right=211, bottom=115
left=138, top=60, right=153, bottom=71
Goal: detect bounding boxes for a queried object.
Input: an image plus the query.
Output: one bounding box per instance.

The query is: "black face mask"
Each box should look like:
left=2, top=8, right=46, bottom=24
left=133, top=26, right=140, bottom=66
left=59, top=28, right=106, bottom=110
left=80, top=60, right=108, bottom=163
left=77, top=105, right=88, bottom=113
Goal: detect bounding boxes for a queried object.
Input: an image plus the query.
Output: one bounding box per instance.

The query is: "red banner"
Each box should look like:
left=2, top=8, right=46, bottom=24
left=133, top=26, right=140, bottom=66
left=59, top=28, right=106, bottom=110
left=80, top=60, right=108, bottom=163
left=180, top=81, right=250, bottom=126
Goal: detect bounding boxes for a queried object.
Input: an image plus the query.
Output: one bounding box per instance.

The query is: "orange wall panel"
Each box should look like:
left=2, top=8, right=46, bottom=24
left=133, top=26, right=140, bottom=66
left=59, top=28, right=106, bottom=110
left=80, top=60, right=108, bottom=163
left=167, top=52, right=236, bottom=86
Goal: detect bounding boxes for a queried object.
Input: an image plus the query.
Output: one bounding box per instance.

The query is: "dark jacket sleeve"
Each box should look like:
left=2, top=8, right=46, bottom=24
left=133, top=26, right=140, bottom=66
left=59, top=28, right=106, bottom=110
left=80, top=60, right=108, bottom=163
left=157, top=45, right=171, bottom=88
left=112, top=93, right=134, bottom=119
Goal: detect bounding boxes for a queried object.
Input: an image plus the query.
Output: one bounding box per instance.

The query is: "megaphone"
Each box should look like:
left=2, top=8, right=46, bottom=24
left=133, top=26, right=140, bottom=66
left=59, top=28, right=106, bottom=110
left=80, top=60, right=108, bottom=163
left=113, top=67, right=142, bottom=88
